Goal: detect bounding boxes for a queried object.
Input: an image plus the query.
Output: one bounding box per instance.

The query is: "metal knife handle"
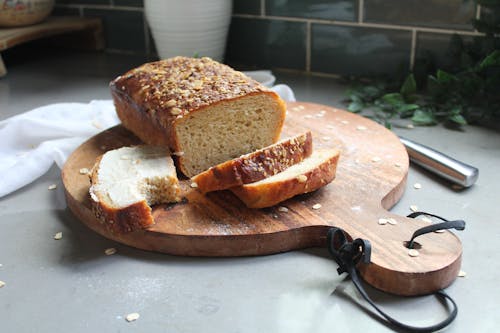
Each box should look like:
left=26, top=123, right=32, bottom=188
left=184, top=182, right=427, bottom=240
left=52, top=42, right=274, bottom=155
left=399, top=137, right=479, bottom=187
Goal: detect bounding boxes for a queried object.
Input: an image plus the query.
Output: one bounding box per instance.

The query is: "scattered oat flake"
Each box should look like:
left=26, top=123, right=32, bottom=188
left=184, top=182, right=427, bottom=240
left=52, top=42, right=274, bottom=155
left=371, top=157, right=381, bottom=162
left=54, top=232, right=63, bottom=240
left=387, top=218, right=398, bottom=225
left=458, top=270, right=467, bottom=277
left=356, top=125, right=367, bottom=131
left=322, top=136, right=331, bottom=141
left=421, top=216, right=433, bottom=223
left=297, top=105, right=305, bottom=110
left=48, top=184, right=57, bottom=190
left=378, top=218, right=388, bottom=225
left=278, top=206, right=289, bottom=213
left=105, top=248, right=117, bottom=256
left=125, top=313, right=140, bottom=322
left=190, top=182, right=198, bottom=188
left=410, top=205, right=418, bottom=212
left=408, top=249, right=419, bottom=257
left=341, top=120, right=349, bottom=124
left=413, top=183, right=422, bottom=189
left=394, top=163, right=402, bottom=168
left=312, top=203, right=322, bottom=210
left=79, top=168, right=90, bottom=175
left=0, top=281, right=5, bottom=288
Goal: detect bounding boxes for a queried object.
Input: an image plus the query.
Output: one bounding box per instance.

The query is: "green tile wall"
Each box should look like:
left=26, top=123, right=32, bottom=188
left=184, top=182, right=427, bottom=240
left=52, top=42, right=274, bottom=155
left=311, top=24, right=411, bottom=76
left=226, top=18, right=307, bottom=70
left=266, top=0, right=357, bottom=22
left=83, top=8, right=145, bottom=52
left=52, top=0, right=488, bottom=77
left=364, top=0, right=476, bottom=30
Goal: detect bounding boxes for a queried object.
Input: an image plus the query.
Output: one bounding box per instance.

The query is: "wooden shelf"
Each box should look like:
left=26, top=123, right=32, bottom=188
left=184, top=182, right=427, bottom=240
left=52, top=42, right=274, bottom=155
left=0, top=16, right=103, bottom=77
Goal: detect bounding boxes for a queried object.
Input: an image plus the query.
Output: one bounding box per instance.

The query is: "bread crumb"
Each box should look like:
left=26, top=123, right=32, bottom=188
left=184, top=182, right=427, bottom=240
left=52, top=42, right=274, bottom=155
left=413, top=183, right=422, bottom=189
left=356, top=125, right=367, bottom=131
left=371, top=157, right=381, bottom=162
left=190, top=182, right=198, bottom=188
left=278, top=206, right=289, bottom=213
left=54, top=232, right=63, bottom=240
left=165, top=99, right=176, bottom=107
left=378, top=218, right=388, bottom=225
left=48, top=184, right=57, bottom=190
left=125, top=313, right=140, bottom=322
left=296, top=175, right=307, bottom=183
left=408, top=249, right=419, bottom=257
left=407, top=124, right=414, bottom=129
left=105, top=247, right=117, bottom=255
left=0, top=281, right=5, bottom=288
left=79, top=168, right=90, bottom=175
left=312, top=203, right=322, bottom=210
left=458, top=270, right=467, bottom=277
left=297, top=105, right=305, bottom=110
left=91, top=120, right=102, bottom=129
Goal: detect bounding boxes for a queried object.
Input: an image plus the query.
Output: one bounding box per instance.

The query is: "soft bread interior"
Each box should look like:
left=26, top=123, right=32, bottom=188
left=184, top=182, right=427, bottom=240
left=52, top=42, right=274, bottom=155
left=175, top=93, right=284, bottom=177
left=90, top=146, right=180, bottom=208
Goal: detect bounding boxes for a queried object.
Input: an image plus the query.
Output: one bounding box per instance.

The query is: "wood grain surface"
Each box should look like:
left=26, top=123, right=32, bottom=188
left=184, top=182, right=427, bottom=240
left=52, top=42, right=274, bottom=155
left=62, top=102, right=462, bottom=296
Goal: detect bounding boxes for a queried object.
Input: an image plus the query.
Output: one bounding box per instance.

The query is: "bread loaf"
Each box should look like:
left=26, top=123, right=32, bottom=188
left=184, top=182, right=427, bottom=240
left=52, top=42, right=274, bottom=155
left=89, top=145, right=181, bottom=234
left=110, top=56, right=286, bottom=177
left=191, top=131, right=313, bottom=193
left=230, top=149, right=340, bottom=208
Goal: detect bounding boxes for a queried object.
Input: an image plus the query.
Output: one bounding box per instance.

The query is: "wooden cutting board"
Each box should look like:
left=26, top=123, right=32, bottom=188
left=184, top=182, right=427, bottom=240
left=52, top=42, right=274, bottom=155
left=62, top=102, right=462, bottom=296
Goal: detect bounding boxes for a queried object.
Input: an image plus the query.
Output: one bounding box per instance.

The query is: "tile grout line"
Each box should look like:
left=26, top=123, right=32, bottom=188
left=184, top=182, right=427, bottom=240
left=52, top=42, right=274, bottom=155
left=306, top=21, right=311, bottom=73
left=232, top=14, right=483, bottom=36
left=410, top=29, right=417, bottom=70
left=476, top=4, right=481, bottom=20
left=358, top=0, right=364, bottom=23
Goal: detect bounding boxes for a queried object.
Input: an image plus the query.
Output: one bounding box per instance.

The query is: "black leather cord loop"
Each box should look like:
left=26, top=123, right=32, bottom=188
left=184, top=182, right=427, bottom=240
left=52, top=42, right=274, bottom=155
left=406, top=212, right=466, bottom=249
left=327, top=225, right=459, bottom=333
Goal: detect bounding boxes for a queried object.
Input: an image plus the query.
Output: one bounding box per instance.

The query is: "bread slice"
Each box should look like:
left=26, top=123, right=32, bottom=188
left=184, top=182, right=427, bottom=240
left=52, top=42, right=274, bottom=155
left=191, top=131, right=313, bottom=193
left=110, top=56, right=286, bottom=177
left=230, top=149, right=340, bottom=208
left=89, top=145, right=181, bottom=234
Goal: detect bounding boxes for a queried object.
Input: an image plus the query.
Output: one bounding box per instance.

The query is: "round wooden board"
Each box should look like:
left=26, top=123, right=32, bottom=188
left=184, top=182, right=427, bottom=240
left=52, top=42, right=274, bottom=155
left=62, top=102, right=462, bottom=296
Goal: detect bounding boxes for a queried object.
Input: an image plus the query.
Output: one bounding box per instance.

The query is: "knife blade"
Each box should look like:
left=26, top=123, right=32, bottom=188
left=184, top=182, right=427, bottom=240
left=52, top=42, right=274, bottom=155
left=399, top=136, right=479, bottom=187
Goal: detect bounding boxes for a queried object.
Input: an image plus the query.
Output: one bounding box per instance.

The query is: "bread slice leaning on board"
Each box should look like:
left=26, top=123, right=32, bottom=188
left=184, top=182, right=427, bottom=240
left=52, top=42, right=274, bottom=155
left=89, top=146, right=181, bottom=234
left=110, top=56, right=287, bottom=178
left=192, top=131, right=313, bottom=193
left=230, top=149, right=340, bottom=208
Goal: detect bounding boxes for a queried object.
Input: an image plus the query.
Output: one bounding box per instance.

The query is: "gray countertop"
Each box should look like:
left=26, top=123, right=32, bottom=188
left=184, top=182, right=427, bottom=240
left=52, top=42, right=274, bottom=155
left=1, top=49, right=499, bottom=333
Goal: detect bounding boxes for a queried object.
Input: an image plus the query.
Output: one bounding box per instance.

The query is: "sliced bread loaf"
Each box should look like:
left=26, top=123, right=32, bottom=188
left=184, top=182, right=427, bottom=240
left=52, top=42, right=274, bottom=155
left=191, top=131, right=313, bottom=193
left=89, top=145, right=181, bottom=234
left=230, top=149, right=340, bottom=208
left=110, top=56, right=286, bottom=177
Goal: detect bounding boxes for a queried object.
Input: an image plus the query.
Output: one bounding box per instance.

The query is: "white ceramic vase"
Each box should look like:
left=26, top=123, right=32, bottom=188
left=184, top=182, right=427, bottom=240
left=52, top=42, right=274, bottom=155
left=144, top=0, right=232, bottom=62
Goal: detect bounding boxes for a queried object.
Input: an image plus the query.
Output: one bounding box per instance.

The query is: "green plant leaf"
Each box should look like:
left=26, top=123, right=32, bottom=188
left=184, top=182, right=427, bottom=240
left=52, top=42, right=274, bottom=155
left=412, top=110, right=436, bottom=125
left=400, top=74, right=417, bottom=97
left=382, top=93, right=404, bottom=106
left=449, top=114, right=468, bottom=125
left=348, top=100, right=364, bottom=113
left=480, top=50, right=500, bottom=69
left=436, top=70, right=458, bottom=84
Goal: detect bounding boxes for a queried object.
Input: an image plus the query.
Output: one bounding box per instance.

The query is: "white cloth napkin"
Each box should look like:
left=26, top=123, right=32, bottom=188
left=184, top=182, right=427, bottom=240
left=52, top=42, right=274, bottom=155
left=0, top=83, right=296, bottom=198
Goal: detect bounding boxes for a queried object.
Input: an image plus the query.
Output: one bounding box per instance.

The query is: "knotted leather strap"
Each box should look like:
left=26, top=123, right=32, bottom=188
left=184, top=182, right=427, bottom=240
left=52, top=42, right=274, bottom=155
left=327, top=212, right=465, bottom=332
